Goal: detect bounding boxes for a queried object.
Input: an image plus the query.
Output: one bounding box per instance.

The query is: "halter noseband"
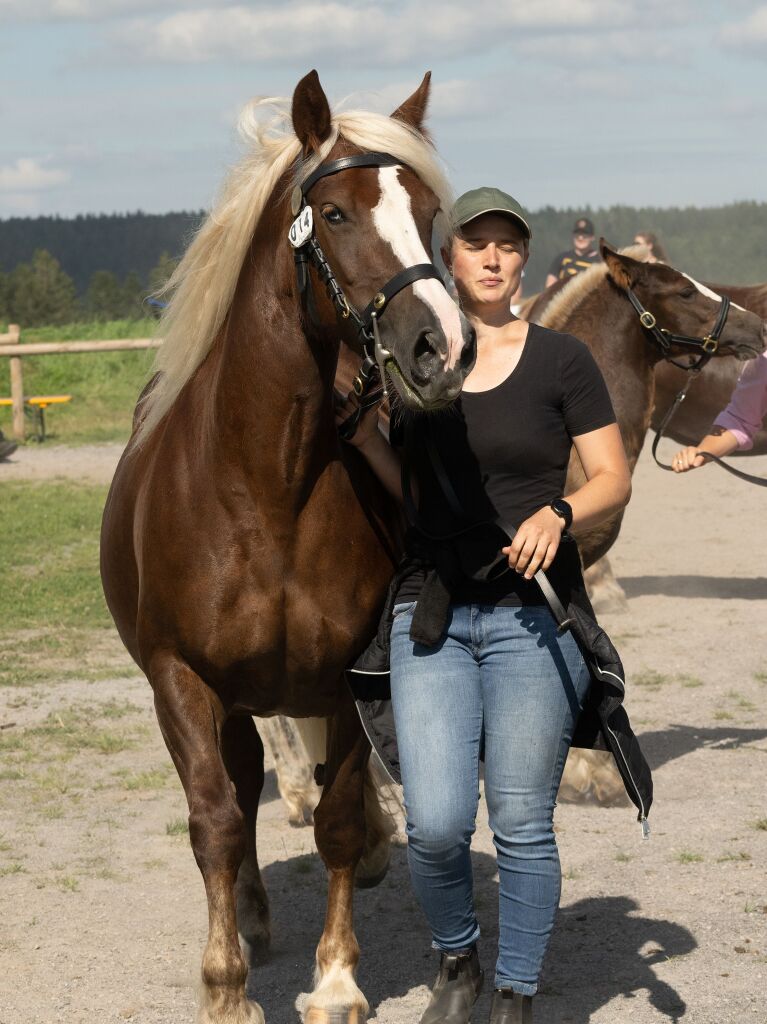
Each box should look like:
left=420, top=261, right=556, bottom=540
left=624, top=284, right=731, bottom=371
left=288, top=151, right=444, bottom=437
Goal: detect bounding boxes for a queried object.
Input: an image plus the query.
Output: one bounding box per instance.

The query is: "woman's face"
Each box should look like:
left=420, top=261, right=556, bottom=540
left=448, top=213, right=529, bottom=313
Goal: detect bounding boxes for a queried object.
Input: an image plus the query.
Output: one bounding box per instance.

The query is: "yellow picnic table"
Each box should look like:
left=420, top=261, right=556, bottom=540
left=0, top=395, right=72, bottom=440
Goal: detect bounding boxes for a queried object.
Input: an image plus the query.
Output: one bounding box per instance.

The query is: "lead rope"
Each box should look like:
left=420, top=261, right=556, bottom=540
left=652, top=366, right=767, bottom=487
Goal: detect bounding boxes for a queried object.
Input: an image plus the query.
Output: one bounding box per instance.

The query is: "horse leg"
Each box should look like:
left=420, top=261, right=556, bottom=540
left=355, top=755, right=399, bottom=889
left=583, top=554, right=629, bottom=614
left=151, top=654, right=263, bottom=1024
left=221, top=714, right=271, bottom=964
left=258, top=715, right=321, bottom=827
left=305, top=696, right=371, bottom=1024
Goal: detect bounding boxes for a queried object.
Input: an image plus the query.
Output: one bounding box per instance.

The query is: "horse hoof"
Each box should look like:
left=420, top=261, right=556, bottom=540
left=305, top=1009, right=365, bottom=1024
left=354, top=862, right=389, bottom=889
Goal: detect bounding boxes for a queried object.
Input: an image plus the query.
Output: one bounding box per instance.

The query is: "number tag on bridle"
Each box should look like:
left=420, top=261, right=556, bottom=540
left=288, top=207, right=313, bottom=248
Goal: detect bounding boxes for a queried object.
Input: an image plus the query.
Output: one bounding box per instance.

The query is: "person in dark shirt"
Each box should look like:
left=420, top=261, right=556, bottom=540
left=336, top=187, right=631, bottom=1024
left=545, top=215, right=601, bottom=287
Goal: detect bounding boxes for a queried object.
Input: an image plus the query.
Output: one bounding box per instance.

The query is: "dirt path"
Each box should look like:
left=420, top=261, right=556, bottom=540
left=0, top=443, right=124, bottom=484
left=0, top=438, right=765, bottom=1024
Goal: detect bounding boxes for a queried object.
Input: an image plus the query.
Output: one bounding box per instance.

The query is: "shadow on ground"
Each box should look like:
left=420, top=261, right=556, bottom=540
left=620, top=575, right=767, bottom=600
left=247, top=846, right=695, bottom=1023
left=639, top=723, right=767, bottom=772
left=543, top=896, right=696, bottom=1023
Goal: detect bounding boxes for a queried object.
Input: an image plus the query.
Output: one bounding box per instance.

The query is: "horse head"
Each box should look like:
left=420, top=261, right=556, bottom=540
left=291, top=71, right=476, bottom=410
left=600, top=242, right=766, bottom=364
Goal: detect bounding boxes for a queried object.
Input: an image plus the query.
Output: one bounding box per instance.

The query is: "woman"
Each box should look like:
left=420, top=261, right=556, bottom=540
left=338, top=187, right=631, bottom=1023
left=633, top=231, right=668, bottom=263
left=671, top=349, right=767, bottom=471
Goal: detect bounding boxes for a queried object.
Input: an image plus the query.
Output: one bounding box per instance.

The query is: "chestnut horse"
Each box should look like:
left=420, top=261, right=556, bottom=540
left=100, top=71, right=474, bottom=1024
left=526, top=245, right=765, bottom=572
left=651, top=280, right=767, bottom=451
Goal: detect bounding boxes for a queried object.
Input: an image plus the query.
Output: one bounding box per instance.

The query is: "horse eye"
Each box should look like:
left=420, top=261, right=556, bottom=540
left=680, top=286, right=695, bottom=299
left=321, top=205, right=344, bottom=225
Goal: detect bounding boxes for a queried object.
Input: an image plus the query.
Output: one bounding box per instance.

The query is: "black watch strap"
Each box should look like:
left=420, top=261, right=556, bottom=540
left=550, top=498, right=573, bottom=531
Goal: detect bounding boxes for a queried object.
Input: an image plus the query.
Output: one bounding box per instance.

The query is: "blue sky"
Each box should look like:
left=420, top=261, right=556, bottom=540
left=1, top=0, right=767, bottom=217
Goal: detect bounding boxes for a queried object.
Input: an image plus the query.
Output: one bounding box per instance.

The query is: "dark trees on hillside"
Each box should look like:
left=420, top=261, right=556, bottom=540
left=9, top=250, right=79, bottom=326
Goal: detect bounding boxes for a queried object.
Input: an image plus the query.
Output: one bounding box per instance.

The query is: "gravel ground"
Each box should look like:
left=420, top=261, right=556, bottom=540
left=0, top=438, right=765, bottom=1024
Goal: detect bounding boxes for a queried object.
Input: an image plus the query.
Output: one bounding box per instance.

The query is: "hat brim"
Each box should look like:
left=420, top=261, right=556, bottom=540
left=456, top=207, right=532, bottom=240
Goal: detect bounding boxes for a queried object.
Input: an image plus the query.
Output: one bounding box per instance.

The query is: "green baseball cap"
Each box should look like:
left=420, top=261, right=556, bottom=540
left=452, top=186, right=532, bottom=240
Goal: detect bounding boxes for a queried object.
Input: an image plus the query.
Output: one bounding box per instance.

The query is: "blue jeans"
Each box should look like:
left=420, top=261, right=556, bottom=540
left=390, top=602, right=591, bottom=995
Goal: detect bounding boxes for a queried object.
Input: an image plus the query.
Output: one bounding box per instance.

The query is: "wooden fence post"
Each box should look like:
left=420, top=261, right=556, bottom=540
left=8, top=325, right=24, bottom=440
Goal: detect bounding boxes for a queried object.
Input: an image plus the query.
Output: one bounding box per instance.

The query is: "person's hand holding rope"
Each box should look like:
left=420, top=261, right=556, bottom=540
left=502, top=507, right=565, bottom=580
left=671, top=446, right=708, bottom=472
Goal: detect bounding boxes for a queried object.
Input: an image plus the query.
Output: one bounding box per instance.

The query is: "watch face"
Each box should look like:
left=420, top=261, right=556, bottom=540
left=552, top=499, right=572, bottom=526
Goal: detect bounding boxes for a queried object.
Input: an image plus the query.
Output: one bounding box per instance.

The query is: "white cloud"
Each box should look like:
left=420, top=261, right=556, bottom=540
left=719, top=5, right=767, bottom=57
left=350, top=77, right=482, bottom=120
left=0, top=0, right=212, bottom=23
left=110, top=1, right=685, bottom=66
left=514, top=29, right=678, bottom=66
left=0, top=157, right=69, bottom=191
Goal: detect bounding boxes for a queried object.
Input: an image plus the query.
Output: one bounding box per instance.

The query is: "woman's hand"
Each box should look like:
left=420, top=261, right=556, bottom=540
left=502, top=507, right=564, bottom=580
left=333, top=389, right=381, bottom=449
left=671, top=446, right=707, bottom=472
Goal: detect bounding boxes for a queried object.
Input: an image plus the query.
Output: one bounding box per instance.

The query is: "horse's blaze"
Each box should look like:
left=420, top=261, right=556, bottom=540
left=372, top=165, right=466, bottom=373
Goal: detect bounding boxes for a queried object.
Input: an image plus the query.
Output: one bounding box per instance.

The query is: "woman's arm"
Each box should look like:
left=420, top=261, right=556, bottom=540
left=672, top=427, right=739, bottom=472
left=334, top=394, right=403, bottom=502
left=503, top=422, right=631, bottom=580
left=567, top=422, right=632, bottom=530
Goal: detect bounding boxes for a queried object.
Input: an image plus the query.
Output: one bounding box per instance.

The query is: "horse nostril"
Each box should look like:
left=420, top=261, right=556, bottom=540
left=414, top=329, right=440, bottom=364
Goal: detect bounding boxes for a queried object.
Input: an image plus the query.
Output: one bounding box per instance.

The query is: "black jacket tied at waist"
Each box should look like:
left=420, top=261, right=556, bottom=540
left=347, top=422, right=653, bottom=833
left=348, top=533, right=653, bottom=833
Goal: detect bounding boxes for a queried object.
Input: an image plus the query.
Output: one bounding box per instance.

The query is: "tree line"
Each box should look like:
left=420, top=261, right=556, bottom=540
left=0, top=202, right=765, bottom=327
left=0, top=249, right=179, bottom=327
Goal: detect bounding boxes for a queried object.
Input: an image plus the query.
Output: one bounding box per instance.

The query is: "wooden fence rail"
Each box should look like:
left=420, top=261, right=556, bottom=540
left=0, top=324, right=163, bottom=440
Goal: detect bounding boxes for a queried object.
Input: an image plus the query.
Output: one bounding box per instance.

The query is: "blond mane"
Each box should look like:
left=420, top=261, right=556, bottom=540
left=539, top=243, right=650, bottom=332
left=135, top=98, right=454, bottom=444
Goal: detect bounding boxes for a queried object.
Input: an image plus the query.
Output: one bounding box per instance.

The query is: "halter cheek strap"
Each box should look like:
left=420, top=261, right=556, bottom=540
left=625, top=285, right=731, bottom=369
left=289, top=151, right=446, bottom=436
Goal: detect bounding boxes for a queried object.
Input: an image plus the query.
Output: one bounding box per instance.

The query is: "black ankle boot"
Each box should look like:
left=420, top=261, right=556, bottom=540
left=419, top=946, right=484, bottom=1024
left=489, top=988, right=533, bottom=1023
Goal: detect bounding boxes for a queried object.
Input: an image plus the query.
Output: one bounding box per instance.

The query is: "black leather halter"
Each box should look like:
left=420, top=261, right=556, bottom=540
left=627, top=284, right=767, bottom=485
left=289, top=151, right=444, bottom=439
left=624, top=284, right=731, bottom=371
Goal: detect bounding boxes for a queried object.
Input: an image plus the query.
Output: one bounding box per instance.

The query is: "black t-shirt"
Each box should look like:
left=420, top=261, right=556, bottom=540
left=391, top=324, right=616, bottom=606
left=548, top=248, right=601, bottom=280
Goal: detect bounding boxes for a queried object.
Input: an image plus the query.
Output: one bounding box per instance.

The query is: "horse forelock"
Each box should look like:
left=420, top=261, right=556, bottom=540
left=133, top=97, right=451, bottom=447
left=539, top=243, right=652, bottom=333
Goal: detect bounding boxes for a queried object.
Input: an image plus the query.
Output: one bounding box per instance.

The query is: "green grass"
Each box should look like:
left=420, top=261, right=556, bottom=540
left=0, top=319, right=156, bottom=444
left=750, top=818, right=767, bottom=831
left=165, top=818, right=189, bottom=836
left=634, top=669, right=667, bottom=689
left=678, top=674, right=704, bottom=688
left=120, top=767, right=171, bottom=791
left=676, top=850, right=704, bottom=864
left=0, top=481, right=111, bottom=629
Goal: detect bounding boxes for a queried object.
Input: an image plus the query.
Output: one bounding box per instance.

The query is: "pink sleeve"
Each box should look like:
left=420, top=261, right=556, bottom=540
left=712, top=351, right=767, bottom=451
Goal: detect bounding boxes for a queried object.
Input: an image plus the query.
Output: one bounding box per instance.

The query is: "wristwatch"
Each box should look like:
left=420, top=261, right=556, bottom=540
left=550, top=497, right=573, bottom=531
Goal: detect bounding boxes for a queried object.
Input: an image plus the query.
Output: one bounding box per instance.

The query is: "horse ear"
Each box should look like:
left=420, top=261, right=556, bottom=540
left=292, top=70, right=333, bottom=156
left=601, top=238, right=641, bottom=290
left=391, top=71, right=432, bottom=133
